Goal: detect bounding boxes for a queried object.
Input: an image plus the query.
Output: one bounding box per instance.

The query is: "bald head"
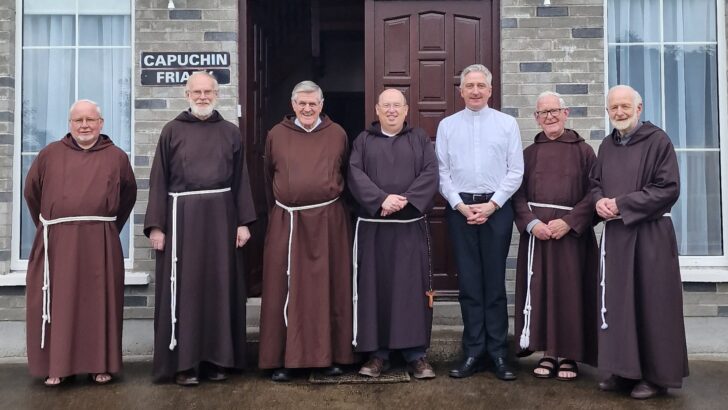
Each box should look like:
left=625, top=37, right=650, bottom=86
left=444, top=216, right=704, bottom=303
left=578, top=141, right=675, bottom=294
left=376, top=89, right=409, bottom=135
left=607, top=85, right=643, bottom=135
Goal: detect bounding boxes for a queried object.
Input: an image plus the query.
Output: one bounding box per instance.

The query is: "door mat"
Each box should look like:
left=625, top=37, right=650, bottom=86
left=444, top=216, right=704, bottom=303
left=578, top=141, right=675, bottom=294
left=308, top=369, right=411, bottom=384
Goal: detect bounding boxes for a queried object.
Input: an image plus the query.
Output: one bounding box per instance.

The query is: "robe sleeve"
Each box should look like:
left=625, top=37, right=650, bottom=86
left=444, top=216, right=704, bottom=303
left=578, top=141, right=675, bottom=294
left=233, top=130, right=257, bottom=226
left=263, top=131, right=276, bottom=211
left=589, top=140, right=607, bottom=211
left=561, top=143, right=597, bottom=236
left=401, top=131, right=439, bottom=214
left=23, top=151, right=45, bottom=228
left=616, top=134, right=680, bottom=226
left=512, top=147, right=537, bottom=234
left=347, top=132, right=389, bottom=216
left=116, top=152, right=137, bottom=232
left=143, top=130, right=170, bottom=237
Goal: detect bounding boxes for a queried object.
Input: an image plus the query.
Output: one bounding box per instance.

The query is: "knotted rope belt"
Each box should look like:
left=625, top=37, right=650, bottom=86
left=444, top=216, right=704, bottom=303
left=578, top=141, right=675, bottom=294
left=275, top=197, right=339, bottom=328
left=167, top=187, right=231, bottom=350
left=599, top=213, right=671, bottom=330
left=519, top=202, right=574, bottom=350
left=351, top=215, right=425, bottom=347
left=39, top=214, right=118, bottom=349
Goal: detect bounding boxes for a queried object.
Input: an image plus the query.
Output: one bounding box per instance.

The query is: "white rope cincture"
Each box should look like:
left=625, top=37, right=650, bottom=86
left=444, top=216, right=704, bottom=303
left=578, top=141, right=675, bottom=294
left=519, top=202, right=573, bottom=350
left=351, top=216, right=424, bottom=347
left=39, top=214, right=117, bottom=349
left=167, top=187, right=231, bottom=350
left=275, top=197, right=339, bottom=328
left=598, top=212, right=671, bottom=331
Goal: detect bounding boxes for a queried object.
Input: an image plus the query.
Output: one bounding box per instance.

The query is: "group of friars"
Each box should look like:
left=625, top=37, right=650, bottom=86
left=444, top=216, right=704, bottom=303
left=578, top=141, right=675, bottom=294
left=24, top=64, right=687, bottom=400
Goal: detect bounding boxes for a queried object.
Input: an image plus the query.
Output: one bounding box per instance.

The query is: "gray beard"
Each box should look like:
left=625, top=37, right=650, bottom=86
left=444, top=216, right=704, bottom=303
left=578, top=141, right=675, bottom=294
left=190, top=104, right=214, bottom=118
left=611, top=117, right=638, bottom=134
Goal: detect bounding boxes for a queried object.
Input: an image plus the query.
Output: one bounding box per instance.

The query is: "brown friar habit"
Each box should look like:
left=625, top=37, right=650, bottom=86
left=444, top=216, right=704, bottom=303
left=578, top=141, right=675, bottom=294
left=258, top=114, right=355, bottom=369
left=144, top=110, right=256, bottom=381
left=512, top=129, right=598, bottom=365
left=590, top=121, right=688, bottom=388
left=25, top=134, right=137, bottom=378
left=348, top=122, right=439, bottom=353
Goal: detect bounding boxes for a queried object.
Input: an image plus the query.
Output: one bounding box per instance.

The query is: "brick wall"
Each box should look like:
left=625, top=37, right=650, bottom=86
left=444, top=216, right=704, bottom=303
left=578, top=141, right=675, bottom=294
left=0, top=0, right=15, bottom=282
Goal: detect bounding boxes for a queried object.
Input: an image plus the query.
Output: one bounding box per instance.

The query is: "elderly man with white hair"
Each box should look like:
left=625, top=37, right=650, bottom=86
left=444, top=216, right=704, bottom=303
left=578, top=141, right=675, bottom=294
left=590, top=85, right=688, bottom=399
left=512, top=91, right=598, bottom=382
left=25, top=99, right=137, bottom=386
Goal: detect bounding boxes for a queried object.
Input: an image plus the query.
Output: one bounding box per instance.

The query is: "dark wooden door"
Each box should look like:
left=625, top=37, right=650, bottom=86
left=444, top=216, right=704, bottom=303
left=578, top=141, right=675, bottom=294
left=365, top=0, right=500, bottom=296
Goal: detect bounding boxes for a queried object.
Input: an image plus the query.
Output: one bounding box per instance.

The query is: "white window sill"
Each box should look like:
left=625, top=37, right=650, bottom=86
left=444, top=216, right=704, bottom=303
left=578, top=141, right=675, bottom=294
left=0, top=271, right=151, bottom=286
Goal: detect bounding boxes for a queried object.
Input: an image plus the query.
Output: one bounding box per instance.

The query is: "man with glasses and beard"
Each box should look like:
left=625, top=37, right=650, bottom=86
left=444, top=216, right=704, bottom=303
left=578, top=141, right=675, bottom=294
left=591, top=84, right=688, bottom=399
left=145, top=71, right=257, bottom=386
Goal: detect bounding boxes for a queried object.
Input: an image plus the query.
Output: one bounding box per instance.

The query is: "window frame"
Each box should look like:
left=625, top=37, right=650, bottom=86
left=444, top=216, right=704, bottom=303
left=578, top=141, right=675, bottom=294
left=10, top=0, right=136, bottom=273
left=603, top=0, right=728, bottom=281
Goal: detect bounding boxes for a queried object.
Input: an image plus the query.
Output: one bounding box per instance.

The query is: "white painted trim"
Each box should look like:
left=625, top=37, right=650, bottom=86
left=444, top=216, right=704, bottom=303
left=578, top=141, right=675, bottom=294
left=0, top=271, right=150, bottom=286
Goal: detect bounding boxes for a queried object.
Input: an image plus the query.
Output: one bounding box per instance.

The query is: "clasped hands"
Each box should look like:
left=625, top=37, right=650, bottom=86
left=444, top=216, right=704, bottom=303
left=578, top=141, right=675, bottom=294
left=595, top=197, right=620, bottom=220
left=456, top=201, right=498, bottom=225
left=381, top=194, right=408, bottom=216
left=531, top=219, right=571, bottom=240
left=149, top=226, right=251, bottom=250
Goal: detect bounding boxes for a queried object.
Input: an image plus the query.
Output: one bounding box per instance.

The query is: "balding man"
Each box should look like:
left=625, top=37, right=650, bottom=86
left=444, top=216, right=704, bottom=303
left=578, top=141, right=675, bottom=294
left=512, top=91, right=598, bottom=381
left=145, top=71, right=256, bottom=385
left=591, top=85, right=688, bottom=399
left=348, top=89, right=439, bottom=379
left=25, top=100, right=137, bottom=386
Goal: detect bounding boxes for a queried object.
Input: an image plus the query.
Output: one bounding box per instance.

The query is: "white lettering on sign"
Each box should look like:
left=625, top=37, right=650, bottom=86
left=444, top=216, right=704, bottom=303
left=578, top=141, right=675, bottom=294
left=154, top=70, right=215, bottom=84
left=143, top=53, right=229, bottom=68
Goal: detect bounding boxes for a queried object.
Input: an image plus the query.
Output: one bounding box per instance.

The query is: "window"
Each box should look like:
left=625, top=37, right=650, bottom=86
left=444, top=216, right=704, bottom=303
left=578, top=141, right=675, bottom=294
left=12, top=0, right=133, bottom=269
left=607, top=0, right=726, bottom=267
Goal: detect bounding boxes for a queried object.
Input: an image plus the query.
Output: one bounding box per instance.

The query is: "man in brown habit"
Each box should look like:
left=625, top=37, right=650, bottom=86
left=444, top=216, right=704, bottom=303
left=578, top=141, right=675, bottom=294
left=512, top=91, right=598, bottom=381
left=145, top=71, right=257, bottom=385
left=258, top=80, right=355, bottom=381
left=25, top=99, right=137, bottom=386
left=348, top=89, right=439, bottom=379
left=591, top=84, right=688, bottom=399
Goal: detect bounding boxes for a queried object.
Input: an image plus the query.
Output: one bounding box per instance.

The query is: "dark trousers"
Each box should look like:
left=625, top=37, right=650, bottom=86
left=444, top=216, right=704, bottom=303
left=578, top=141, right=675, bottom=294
left=446, top=200, right=513, bottom=360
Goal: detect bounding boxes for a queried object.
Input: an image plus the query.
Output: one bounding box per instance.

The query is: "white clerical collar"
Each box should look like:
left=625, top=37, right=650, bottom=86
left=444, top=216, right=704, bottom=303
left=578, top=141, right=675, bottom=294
left=294, top=117, right=322, bottom=133
left=381, top=129, right=400, bottom=137
left=466, top=106, right=489, bottom=116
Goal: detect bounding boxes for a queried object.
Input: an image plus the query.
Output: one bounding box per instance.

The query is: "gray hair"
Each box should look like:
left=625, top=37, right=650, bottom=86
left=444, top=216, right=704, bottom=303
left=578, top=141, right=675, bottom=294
left=68, top=99, right=102, bottom=119
left=536, top=91, right=567, bottom=109
left=185, top=71, right=219, bottom=91
left=291, top=80, right=324, bottom=102
left=607, top=84, right=643, bottom=107
left=459, top=64, right=492, bottom=89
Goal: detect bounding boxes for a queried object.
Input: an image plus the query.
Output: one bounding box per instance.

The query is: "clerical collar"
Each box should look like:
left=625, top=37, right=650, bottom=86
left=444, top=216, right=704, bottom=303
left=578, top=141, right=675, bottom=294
left=381, top=129, right=400, bottom=137
left=615, top=121, right=643, bottom=145
left=294, top=117, right=322, bottom=133
left=466, top=106, right=488, bottom=116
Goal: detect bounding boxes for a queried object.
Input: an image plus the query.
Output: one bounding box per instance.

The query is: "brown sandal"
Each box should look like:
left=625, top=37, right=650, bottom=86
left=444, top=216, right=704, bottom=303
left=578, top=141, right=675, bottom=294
left=533, top=357, right=558, bottom=379
left=556, top=359, right=579, bottom=381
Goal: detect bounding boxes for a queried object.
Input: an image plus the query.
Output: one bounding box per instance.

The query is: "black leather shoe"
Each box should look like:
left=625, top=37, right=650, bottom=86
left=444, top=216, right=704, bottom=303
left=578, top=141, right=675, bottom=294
left=493, top=357, right=517, bottom=381
left=321, top=365, right=344, bottom=377
left=271, top=368, right=291, bottom=382
left=449, top=357, right=484, bottom=378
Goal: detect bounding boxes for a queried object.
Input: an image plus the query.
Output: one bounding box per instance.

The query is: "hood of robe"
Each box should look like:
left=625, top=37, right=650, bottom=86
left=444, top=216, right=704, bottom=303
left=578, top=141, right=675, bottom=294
left=609, top=121, right=662, bottom=146
left=61, top=133, right=116, bottom=152
left=534, top=128, right=584, bottom=144
left=174, top=109, right=225, bottom=123
left=365, top=121, right=413, bottom=138
left=278, top=113, right=336, bottom=133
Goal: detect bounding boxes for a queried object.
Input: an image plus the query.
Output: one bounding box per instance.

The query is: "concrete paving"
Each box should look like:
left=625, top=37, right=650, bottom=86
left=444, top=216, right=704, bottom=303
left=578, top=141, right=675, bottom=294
left=2, top=356, right=726, bottom=410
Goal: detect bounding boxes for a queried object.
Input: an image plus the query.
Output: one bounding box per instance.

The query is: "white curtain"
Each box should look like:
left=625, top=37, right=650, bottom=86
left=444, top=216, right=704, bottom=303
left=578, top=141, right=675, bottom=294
left=607, top=0, right=721, bottom=256
left=21, top=11, right=132, bottom=259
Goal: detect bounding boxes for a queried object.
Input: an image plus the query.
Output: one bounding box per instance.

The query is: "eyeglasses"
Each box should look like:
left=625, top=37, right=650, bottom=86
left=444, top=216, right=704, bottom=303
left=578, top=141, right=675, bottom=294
left=187, top=89, right=217, bottom=97
left=535, top=108, right=565, bottom=119
left=70, top=117, right=101, bottom=126
left=379, top=103, right=405, bottom=110
left=295, top=101, right=321, bottom=109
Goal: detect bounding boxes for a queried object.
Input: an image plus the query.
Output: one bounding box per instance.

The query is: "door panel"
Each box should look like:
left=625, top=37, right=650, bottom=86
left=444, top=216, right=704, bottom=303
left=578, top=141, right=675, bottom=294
left=366, top=0, right=500, bottom=296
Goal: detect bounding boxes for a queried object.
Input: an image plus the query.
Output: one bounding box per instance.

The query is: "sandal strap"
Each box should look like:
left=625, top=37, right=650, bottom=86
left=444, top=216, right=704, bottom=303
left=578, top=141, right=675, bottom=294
left=537, top=357, right=558, bottom=368
left=558, top=359, right=578, bottom=370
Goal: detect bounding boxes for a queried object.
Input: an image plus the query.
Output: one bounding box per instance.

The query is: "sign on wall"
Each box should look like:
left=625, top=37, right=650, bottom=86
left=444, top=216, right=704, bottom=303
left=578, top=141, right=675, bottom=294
left=141, top=52, right=231, bottom=86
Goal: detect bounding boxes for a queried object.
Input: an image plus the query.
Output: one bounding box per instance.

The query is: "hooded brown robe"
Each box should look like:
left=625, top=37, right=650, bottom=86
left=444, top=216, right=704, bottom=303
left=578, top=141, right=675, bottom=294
left=347, top=122, right=439, bottom=353
left=590, top=121, right=689, bottom=388
left=144, top=110, right=256, bottom=381
left=512, top=129, right=598, bottom=365
left=258, top=115, right=355, bottom=369
left=25, top=134, right=137, bottom=378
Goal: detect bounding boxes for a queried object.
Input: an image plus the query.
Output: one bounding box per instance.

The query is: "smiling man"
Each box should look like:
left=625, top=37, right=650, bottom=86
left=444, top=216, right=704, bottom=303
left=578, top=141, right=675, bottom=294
left=258, top=80, right=355, bottom=382
left=436, top=64, right=524, bottom=381
left=25, top=99, right=136, bottom=386
left=511, top=91, right=598, bottom=381
left=591, top=85, right=688, bottom=399
left=348, top=89, right=439, bottom=379
left=145, top=71, right=256, bottom=386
